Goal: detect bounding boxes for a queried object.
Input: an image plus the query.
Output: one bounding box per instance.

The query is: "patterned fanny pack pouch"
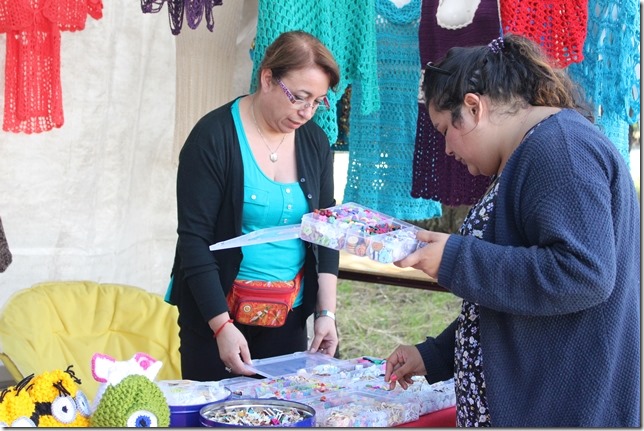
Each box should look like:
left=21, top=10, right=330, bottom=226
left=226, top=269, right=303, bottom=327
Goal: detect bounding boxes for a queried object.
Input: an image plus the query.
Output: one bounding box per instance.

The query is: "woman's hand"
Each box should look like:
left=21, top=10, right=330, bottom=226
left=384, top=344, right=426, bottom=390
left=309, top=315, right=338, bottom=357
left=394, top=230, right=450, bottom=279
left=310, top=272, right=338, bottom=357
left=210, top=315, right=254, bottom=376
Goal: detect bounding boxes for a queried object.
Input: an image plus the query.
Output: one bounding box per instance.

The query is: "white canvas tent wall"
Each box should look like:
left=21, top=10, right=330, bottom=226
left=0, top=0, right=259, bottom=380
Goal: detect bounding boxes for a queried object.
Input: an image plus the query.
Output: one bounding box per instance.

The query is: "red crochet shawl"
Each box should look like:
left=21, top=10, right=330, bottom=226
left=500, top=0, right=588, bottom=67
left=0, top=0, right=103, bottom=134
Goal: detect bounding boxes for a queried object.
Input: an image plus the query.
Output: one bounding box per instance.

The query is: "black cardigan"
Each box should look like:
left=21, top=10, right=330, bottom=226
left=170, top=97, right=339, bottom=337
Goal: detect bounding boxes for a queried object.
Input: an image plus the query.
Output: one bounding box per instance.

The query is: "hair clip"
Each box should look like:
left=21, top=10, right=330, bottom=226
left=424, top=61, right=452, bottom=76
left=488, top=36, right=504, bottom=54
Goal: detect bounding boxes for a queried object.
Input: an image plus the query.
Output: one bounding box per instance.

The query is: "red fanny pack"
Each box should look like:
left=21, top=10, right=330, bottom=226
left=226, top=270, right=303, bottom=328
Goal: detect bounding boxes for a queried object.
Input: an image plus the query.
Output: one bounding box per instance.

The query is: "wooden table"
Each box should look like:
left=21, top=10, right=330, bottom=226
left=339, top=251, right=445, bottom=292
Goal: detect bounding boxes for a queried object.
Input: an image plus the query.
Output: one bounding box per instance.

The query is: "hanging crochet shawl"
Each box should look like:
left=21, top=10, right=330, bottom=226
left=500, top=0, right=588, bottom=68
left=0, top=215, right=11, bottom=273
left=411, top=0, right=499, bottom=207
left=251, top=0, right=380, bottom=145
left=567, top=0, right=640, bottom=166
left=140, top=0, right=223, bottom=35
left=342, top=0, right=442, bottom=221
left=0, top=0, right=103, bottom=134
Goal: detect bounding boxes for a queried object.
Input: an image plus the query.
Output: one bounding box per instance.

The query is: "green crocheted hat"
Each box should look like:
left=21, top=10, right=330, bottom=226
left=90, top=374, right=169, bottom=427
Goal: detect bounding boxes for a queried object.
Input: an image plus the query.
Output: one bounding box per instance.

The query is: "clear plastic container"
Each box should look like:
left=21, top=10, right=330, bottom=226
left=156, top=380, right=232, bottom=427
left=299, top=202, right=423, bottom=263
left=244, top=351, right=356, bottom=378
left=305, top=391, right=412, bottom=427
left=357, top=376, right=456, bottom=416
left=225, top=379, right=264, bottom=399
left=253, top=378, right=347, bottom=401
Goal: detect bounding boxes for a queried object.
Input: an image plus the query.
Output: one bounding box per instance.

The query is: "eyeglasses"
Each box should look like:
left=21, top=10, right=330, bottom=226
left=276, top=78, right=330, bottom=111
left=424, top=62, right=452, bottom=76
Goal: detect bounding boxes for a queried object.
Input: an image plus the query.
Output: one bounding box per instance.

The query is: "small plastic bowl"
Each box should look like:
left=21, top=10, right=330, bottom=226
left=161, top=383, right=231, bottom=427
left=199, top=398, right=315, bottom=427
left=171, top=401, right=221, bottom=427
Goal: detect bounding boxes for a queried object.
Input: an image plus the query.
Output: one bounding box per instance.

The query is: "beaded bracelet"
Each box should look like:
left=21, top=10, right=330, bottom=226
left=214, top=319, right=234, bottom=338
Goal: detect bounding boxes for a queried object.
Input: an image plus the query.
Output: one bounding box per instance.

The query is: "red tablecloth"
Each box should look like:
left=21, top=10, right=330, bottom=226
left=397, top=406, right=456, bottom=427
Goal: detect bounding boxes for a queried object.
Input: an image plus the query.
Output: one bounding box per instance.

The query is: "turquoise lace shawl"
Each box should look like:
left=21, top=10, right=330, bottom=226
left=567, top=0, right=640, bottom=166
left=343, top=0, right=442, bottom=221
left=250, top=0, right=380, bottom=144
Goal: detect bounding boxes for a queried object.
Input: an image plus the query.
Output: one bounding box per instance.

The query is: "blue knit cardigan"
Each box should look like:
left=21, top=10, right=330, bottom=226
left=417, top=109, right=640, bottom=427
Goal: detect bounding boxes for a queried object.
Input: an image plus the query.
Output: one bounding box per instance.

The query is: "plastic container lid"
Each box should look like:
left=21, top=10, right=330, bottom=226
left=157, top=380, right=232, bottom=406
left=243, top=351, right=356, bottom=378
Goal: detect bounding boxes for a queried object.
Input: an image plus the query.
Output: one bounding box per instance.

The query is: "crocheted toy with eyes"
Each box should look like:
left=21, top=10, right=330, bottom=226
left=89, top=352, right=170, bottom=427
left=28, top=366, right=91, bottom=427
left=0, top=375, right=37, bottom=427
left=0, top=365, right=90, bottom=427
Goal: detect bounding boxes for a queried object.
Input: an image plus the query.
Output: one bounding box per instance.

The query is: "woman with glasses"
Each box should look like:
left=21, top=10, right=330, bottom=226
left=384, top=34, right=639, bottom=426
left=168, top=30, right=341, bottom=381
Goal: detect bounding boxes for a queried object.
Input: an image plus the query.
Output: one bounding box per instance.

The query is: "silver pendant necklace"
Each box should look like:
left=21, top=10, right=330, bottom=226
left=251, top=99, right=286, bottom=163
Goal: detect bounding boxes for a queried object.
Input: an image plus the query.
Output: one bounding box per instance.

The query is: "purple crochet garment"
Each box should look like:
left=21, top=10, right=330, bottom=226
left=141, top=0, right=223, bottom=35
left=411, top=0, right=500, bottom=207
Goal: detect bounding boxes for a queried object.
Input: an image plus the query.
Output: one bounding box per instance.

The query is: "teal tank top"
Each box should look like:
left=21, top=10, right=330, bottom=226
left=231, top=99, right=308, bottom=308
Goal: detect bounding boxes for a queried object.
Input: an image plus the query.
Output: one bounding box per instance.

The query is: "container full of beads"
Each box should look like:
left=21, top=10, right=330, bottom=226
left=253, top=376, right=347, bottom=400
left=301, top=390, right=418, bottom=427
left=199, top=398, right=316, bottom=427
left=224, top=377, right=266, bottom=398
left=299, top=202, right=423, bottom=263
left=209, top=203, right=424, bottom=264
left=351, top=376, right=456, bottom=416
left=157, top=380, right=232, bottom=427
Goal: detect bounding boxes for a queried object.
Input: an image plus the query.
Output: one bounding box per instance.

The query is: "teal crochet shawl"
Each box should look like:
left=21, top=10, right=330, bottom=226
left=250, top=0, right=380, bottom=145
left=343, top=0, right=442, bottom=221
left=567, top=0, right=640, bottom=166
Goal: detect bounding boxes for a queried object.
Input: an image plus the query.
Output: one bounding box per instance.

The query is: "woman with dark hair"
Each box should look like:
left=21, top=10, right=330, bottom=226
left=385, top=34, right=640, bottom=427
left=169, top=31, right=341, bottom=381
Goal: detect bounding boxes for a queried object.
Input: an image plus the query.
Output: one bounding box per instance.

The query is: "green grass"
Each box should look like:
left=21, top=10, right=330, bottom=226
left=335, top=280, right=462, bottom=360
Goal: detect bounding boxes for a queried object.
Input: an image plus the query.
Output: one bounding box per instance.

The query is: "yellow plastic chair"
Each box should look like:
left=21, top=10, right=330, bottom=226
left=0, top=281, right=181, bottom=400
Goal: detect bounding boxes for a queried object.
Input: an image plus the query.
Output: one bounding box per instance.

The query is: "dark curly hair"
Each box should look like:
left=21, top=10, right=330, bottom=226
left=423, top=33, right=593, bottom=126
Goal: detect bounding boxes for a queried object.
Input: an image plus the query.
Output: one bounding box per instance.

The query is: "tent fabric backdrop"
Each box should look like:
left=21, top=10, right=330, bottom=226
left=172, top=0, right=248, bottom=160
left=0, top=1, right=255, bottom=312
left=0, top=0, right=176, bottom=306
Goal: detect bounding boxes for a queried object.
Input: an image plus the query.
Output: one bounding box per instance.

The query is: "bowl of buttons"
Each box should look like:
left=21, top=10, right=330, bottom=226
left=199, top=398, right=316, bottom=427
